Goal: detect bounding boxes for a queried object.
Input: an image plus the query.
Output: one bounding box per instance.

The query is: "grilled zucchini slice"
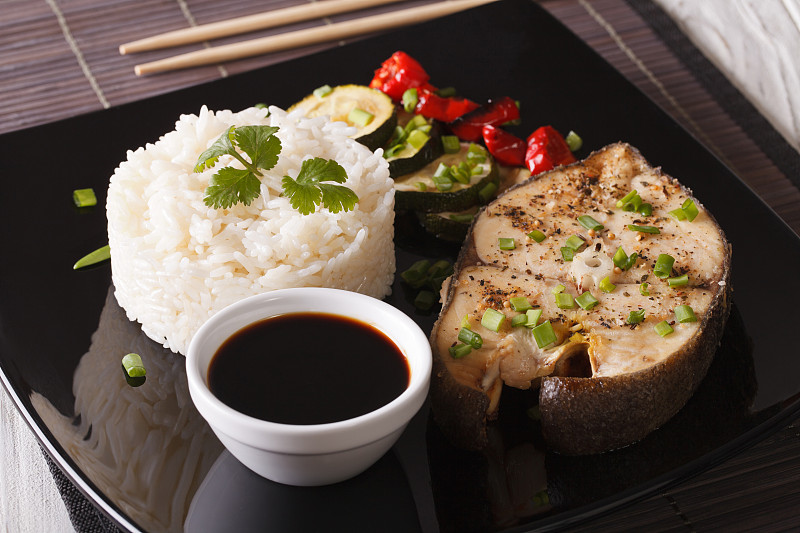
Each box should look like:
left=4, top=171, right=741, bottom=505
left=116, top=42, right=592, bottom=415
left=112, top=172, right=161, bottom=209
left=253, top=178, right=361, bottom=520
left=417, top=206, right=479, bottom=242
left=395, top=143, right=499, bottom=213
left=289, top=84, right=396, bottom=151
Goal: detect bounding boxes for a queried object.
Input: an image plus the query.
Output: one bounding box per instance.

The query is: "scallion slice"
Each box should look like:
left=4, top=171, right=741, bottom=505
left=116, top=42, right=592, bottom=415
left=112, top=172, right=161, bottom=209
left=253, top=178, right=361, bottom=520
left=348, top=108, right=374, bottom=127
left=527, top=229, right=546, bottom=242
left=555, top=292, right=575, bottom=309
left=414, top=290, right=435, bottom=311
left=561, top=247, right=575, bottom=262
left=122, top=353, right=146, bottom=378
left=667, top=273, right=689, bottom=287
left=616, top=190, right=639, bottom=209
left=432, top=174, right=454, bottom=191
left=449, top=213, right=474, bottom=223
left=638, top=202, right=653, bottom=216
left=73, top=244, right=111, bottom=270
left=674, top=304, right=697, bottom=323
left=565, top=234, right=585, bottom=251
left=681, top=198, right=699, bottom=221
left=441, top=135, right=461, bottom=154
left=628, top=224, right=660, bottom=234
left=414, top=182, right=427, bottom=192
left=565, top=130, right=583, bottom=151
left=402, top=88, right=419, bottom=113
left=599, top=276, right=616, bottom=293
left=458, top=327, right=483, bottom=349
left=481, top=308, right=506, bottom=332
left=653, top=254, right=675, bottom=278
left=639, top=282, right=650, bottom=296
left=525, top=308, right=543, bottom=327
left=532, top=320, right=558, bottom=348
left=400, top=259, right=431, bottom=286
left=668, top=208, right=688, bottom=221
left=478, top=182, right=497, bottom=203
left=578, top=215, right=603, bottom=231
left=552, top=284, right=566, bottom=294
left=73, top=188, right=97, bottom=207
left=449, top=343, right=472, bottom=359
left=511, top=314, right=529, bottom=327
left=575, top=291, right=599, bottom=310
left=407, top=129, right=429, bottom=150
left=654, top=320, right=674, bottom=337
left=313, top=84, right=332, bottom=98
left=498, top=237, right=516, bottom=250
left=627, top=308, right=646, bottom=324
left=613, top=247, right=629, bottom=269
left=509, top=296, right=532, bottom=312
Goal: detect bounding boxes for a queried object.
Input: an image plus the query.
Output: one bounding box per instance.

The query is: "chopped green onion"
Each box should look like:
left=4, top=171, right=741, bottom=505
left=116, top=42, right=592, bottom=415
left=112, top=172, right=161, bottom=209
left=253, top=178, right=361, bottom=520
left=449, top=163, right=471, bottom=184
left=599, top=276, right=616, bottom=293
left=628, top=224, right=660, bottom=234
left=347, top=108, right=373, bottom=127
left=73, top=188, right=97, bottom=207
left=458, top=327, right=483, bottom=349
left=639, top=282, right=650, bottom=296
left=674, top=304, right=697, bottom=323
left=481, top=308, right=506, bottom=332
left=73, top=244, right=111, bottom=270
left=616, top=190, right=639, bottom=208
left=432, top=174, right=454, bottom=191
left=414, top=290, right=436, bottom=311
left=498, top=237, right=516, bottom=250
left=449, top=343, right=472, bottom=359
left=555, top=292, right=575, bottom=309
left=435, top=86, right=457, bottom=98
left=612, top=247, right=629, bottom=269
left=525, top=308, right=543, bottom=327
left=460, top=314, right=471, bottom=329
left=383, top=143, right=405, bottom=158
left=561, top=247, right=575, bottom=262
left=638, top=202, right=653, bottom=217
left=401, top=88, right=418, bottom=113
left=433, top=163, right=450, bottom=178
left=565, top=234, right=585, bottom=251
left=653, top=254, right=675, bottom=279
left=622, top=194, right=642, bottom=212
left=681, top=198, right=699, bottom=221
left=668, top=208, right=688, bottom=221
left=527, top=229, right=546, bottom=242
left=565, top=130, right=583, bottom=152
left=408, top=114, right=427, bottom=129
left=577, top=215, right=603, bottom=231
left=509, top=296, right=532, bottom=312
left=667, top=273, right=689, bottom=287
left=400, top=259, right=431, bottom=286
left=122, top=353, right=146, bottom=378
left=441, top=135, right=461, bottom=154
left=406, top=129, right=429, bottom=150
left=414, top=181, right=427, bottom=192
left=532, top=320, right=558, bottom=348
left=449, top=213, right=474, bottom=223
left=313, top=84, right=332, bottom=98
left=575, top=291, right=599, bottom=310
left=511, top=314, right=529, bottom=327
left=552, top=284, right=566, bottom=294
left=478, top=182, right=498, bottom=203
left=254, top=103, right=267, bottom=109
left=627, top=308, right=646, bottom=324
left=654, top=320, right=674, bottom=337
left=467, top=143, right=487, bottom=163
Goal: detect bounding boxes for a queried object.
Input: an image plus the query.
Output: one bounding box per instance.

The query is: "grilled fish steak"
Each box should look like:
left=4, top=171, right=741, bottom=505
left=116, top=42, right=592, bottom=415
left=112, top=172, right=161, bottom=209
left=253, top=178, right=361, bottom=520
left=430, top=143, right=732, bottom=454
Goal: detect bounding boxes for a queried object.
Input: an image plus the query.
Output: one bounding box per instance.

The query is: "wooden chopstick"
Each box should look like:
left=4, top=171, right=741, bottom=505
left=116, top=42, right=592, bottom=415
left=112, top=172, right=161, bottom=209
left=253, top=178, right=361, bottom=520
left=133, top=0, right=496, bottom=76
left=119, top=0, right=408, bottom=54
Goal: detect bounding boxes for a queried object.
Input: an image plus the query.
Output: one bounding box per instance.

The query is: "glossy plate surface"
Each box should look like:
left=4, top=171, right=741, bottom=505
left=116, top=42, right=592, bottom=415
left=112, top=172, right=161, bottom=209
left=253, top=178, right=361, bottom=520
left=2, top=1, right=800, bottom=531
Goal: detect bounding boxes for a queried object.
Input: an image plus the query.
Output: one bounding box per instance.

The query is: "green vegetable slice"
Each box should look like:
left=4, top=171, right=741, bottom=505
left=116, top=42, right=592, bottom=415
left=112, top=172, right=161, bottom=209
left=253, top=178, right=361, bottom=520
left=555, top=293, right=575, bottom=309
left=628, top=224, right=660, bottom=234
left=674, top=304, right=697, bottom=323
left=509, top=296, right=532, bottom=312
left=532, top=320, right=557, bottom=348
left=449, top=343, right=472, bottom=359
left=481, top=308, right=505, bottom=332
left=577, top=215, right=603, bottom=231
left=73, top=245, right=111, bottom=270
left=654, top=254, right=675, bottom=279
left=458, top=327, right=483, bottom=349
left=575, top=291, right=599, bottom=310
left=527, top=229, right=546, bottom=242
left=654, top=320, right=674, bottom=337
left=599, top=276, right=616, bottom=293
left=627, top=309, right=645, bottom=324
left=73, top=188, right=97, bottom=207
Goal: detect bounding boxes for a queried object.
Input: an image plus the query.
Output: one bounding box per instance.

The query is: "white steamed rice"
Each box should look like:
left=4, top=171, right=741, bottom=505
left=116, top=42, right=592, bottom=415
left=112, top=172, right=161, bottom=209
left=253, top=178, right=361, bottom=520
left=107, top=105, right=395, bottom=355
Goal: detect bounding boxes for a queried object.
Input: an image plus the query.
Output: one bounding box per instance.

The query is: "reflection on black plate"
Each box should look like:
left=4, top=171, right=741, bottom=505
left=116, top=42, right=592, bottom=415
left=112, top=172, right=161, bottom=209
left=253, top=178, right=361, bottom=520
left=2, top=0, right=800, bottom=531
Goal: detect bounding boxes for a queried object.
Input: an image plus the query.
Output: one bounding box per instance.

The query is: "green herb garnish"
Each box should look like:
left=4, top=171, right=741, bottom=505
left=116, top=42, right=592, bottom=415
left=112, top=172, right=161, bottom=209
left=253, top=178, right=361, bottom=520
left=282, top=157, right=358, bottom=215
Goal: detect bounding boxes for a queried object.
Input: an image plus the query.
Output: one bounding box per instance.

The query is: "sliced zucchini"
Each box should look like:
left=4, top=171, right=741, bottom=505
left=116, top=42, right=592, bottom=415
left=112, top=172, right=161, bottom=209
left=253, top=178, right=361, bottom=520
left=394, top=143, right=499, bottom=213
left=289, top=84, right=396, bottom=151
left=417, top=206, right=479, bottom=242
left=385, top=112, right=444, bottom=178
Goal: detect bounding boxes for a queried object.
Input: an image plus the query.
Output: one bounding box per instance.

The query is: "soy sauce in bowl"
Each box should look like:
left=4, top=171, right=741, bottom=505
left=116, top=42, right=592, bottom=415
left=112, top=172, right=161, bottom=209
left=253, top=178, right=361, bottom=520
left=208, top=312, right=410, bottom=425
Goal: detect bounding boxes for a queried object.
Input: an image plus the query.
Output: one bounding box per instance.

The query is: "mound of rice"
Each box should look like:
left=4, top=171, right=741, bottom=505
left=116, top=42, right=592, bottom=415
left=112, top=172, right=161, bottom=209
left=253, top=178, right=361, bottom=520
left=107, top=105, right=395, bottom=355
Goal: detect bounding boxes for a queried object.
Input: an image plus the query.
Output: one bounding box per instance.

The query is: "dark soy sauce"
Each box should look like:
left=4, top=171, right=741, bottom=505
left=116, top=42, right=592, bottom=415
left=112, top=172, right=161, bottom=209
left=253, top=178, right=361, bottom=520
left=208, top=312, right=410, bottom=425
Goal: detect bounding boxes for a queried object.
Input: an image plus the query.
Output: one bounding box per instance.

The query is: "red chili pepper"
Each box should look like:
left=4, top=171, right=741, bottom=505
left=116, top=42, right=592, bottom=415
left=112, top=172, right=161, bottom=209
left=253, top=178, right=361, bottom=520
left=416, top=90, right=479, bottom=122
left=448, top=96, right=520, bottom=142
left=481, top=125, right=526, bottom=166
left=524, top=126, right=576, bottom=174
left=369, top=51, right=435, bottom=101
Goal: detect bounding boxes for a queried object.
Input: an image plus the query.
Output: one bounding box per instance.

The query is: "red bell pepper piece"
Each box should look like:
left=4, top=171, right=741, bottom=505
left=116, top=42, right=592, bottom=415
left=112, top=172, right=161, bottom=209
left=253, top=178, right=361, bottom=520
left=524, top=126, right=576, bottom=175
left=416, top=90, right=479, bottom=122
left=481, top=125, right=525, bottom=166
left=369, top=51, right=435, bottom=101
left=448, top=96, right=520, bottom=142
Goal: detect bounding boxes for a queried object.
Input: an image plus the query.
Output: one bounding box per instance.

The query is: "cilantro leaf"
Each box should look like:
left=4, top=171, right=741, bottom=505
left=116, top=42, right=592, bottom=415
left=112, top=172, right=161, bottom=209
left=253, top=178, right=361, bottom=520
left=234, top=125, right=281, bottom=171
left=203, top=167, right=262, bottom=209
left=281, top=158, right=358, bottom=215
left=194, top=127, right=236, bottom=173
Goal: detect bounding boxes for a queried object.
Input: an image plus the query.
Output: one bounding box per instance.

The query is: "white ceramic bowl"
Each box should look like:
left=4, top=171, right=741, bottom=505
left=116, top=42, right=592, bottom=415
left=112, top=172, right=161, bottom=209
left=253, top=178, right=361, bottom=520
left=186, top=287, right=432, bottom=486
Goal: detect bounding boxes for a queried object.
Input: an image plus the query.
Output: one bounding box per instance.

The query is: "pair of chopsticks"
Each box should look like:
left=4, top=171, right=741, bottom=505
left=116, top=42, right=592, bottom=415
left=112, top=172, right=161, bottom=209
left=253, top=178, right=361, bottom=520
left=121, top=0, right=497, bottom=76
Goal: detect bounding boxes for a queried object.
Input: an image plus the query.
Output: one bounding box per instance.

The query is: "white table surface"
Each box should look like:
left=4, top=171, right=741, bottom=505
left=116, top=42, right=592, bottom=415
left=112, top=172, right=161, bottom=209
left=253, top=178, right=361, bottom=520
left=1, top=1, right=798, bottom=531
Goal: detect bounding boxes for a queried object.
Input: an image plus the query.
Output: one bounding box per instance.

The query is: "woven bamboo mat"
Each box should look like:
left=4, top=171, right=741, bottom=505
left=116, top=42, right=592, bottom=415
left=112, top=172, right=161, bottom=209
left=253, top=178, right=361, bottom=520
left=2, top=0, right=800, bottom=530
